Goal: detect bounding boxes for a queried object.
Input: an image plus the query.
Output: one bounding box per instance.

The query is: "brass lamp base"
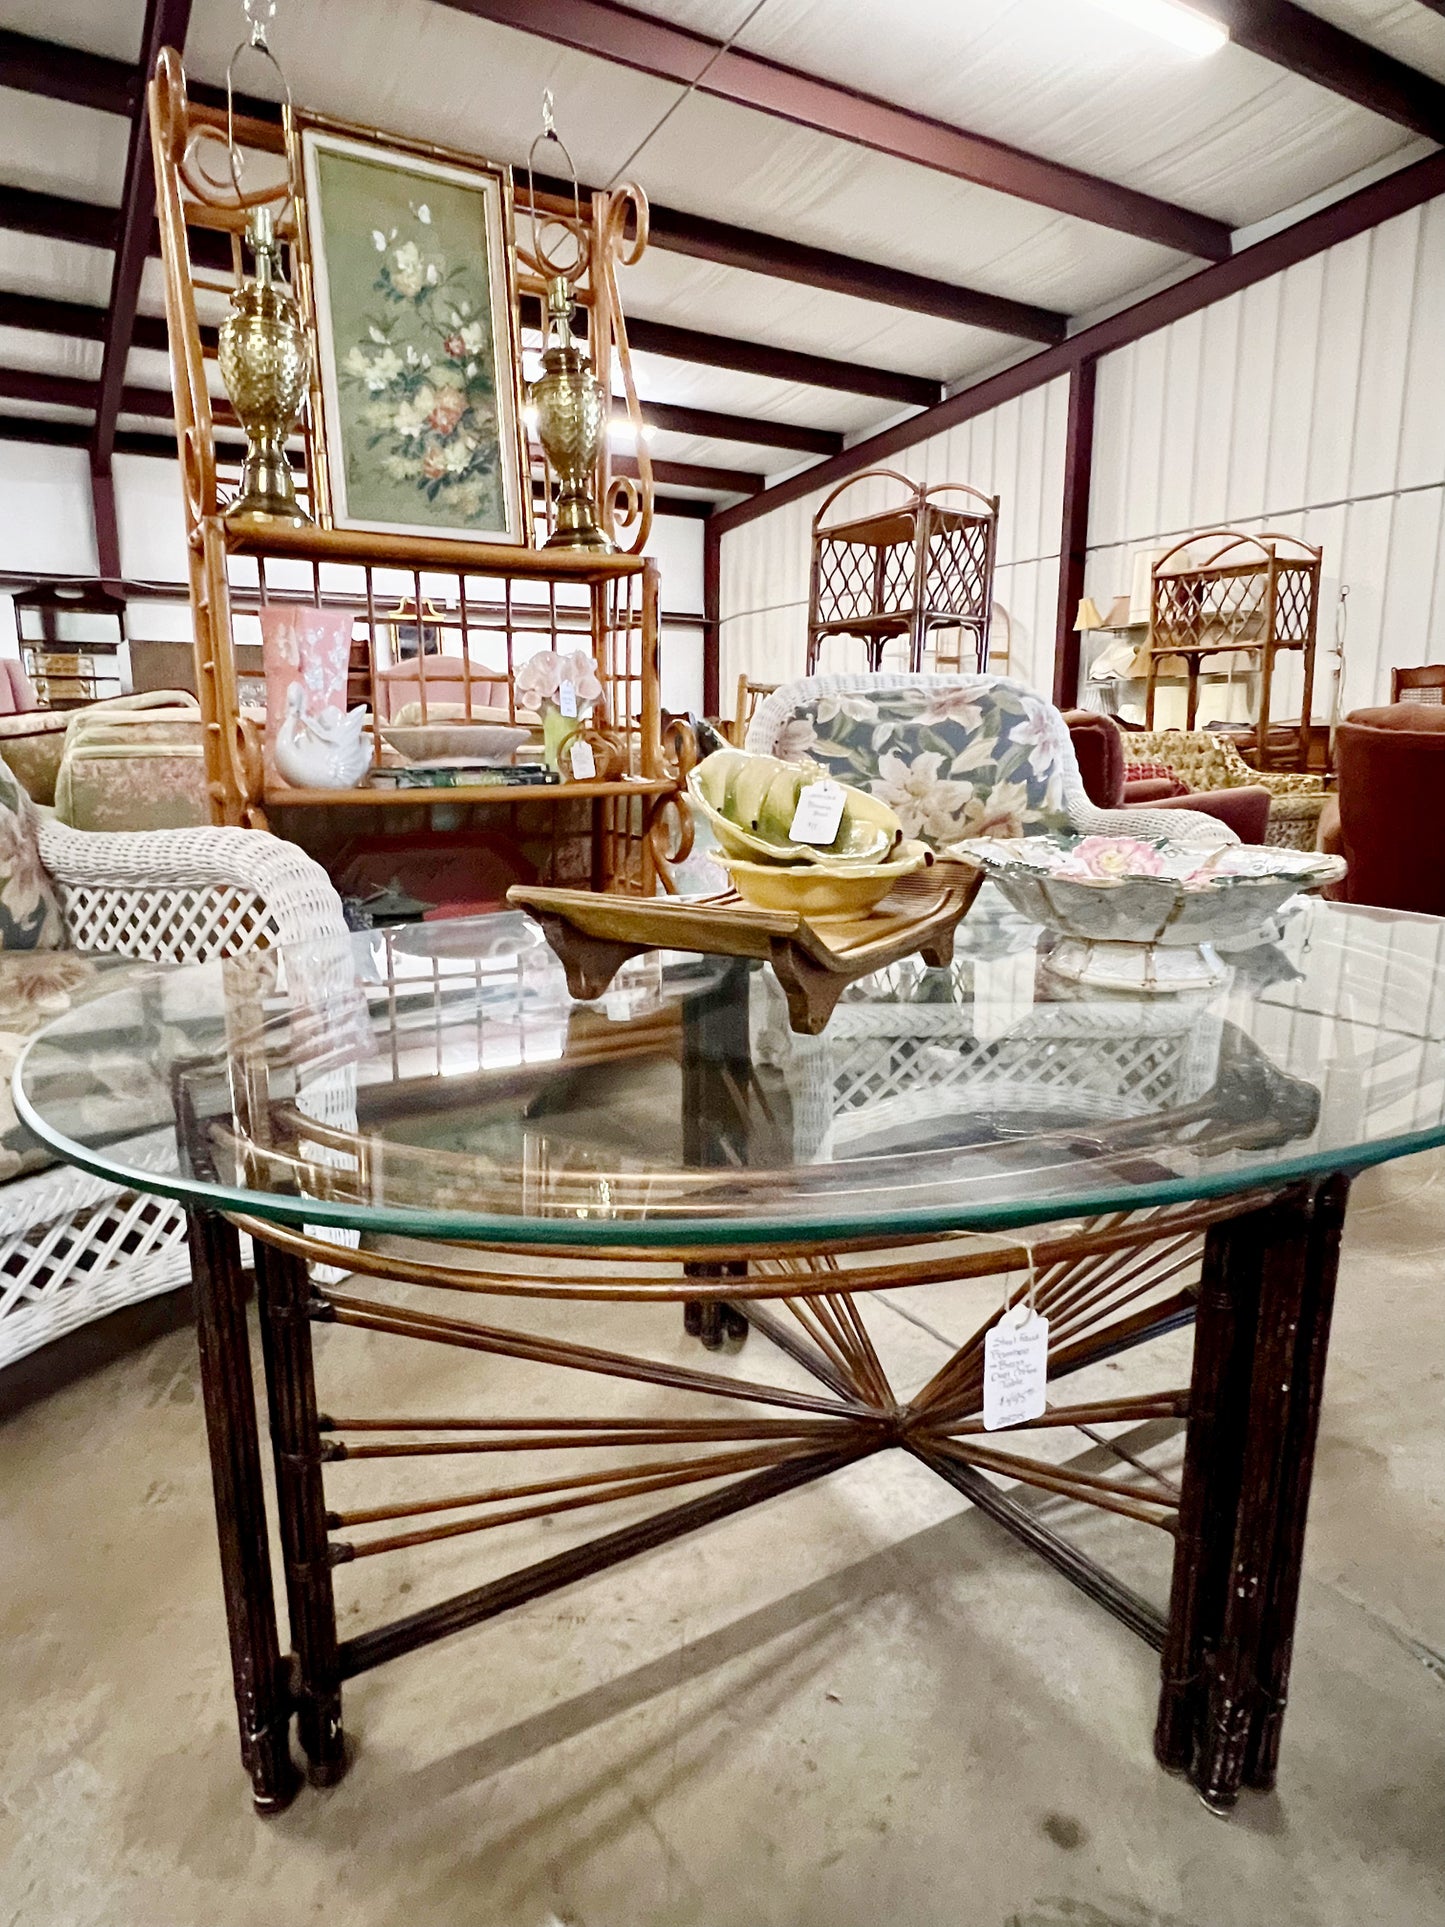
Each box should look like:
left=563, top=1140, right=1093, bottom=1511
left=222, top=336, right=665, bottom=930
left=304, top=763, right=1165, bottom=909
left=224, top=444, right=312, bottom=529
left=544, top=491, right=613, bottom=553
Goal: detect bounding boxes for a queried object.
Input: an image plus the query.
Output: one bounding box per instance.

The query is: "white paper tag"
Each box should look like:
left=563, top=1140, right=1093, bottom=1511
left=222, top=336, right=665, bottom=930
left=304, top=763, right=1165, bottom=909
left=983, top=1306, right=1049, bottom=1431
left=569, top=737, right=596, bottom=780
left=559, top=679, right=578, bottom=718
left=788, top=779, right=846, bottom=846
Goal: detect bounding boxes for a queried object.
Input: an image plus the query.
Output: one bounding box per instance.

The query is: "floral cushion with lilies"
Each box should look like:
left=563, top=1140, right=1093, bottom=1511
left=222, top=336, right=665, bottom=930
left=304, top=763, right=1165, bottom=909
left=770, top=683, right=1075, bottom=849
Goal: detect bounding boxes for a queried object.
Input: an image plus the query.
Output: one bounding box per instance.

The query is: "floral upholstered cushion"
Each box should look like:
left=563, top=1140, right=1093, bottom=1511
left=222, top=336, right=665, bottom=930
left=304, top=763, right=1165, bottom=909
left=768, top=681, right=1076, bottom=847
left=0, top=758, right=63, bottom=950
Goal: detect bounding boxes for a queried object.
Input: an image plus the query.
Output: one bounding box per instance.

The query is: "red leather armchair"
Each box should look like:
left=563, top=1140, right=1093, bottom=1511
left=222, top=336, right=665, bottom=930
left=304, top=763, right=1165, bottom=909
left=1319, top=705, right=1445, bottom=912
left=1063, top=711, right=1271, bottom=843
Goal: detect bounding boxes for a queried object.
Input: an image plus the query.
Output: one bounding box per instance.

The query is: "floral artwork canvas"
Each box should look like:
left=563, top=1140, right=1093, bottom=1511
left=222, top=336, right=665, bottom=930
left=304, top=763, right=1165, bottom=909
left=296, top=126, right=529, bottom=545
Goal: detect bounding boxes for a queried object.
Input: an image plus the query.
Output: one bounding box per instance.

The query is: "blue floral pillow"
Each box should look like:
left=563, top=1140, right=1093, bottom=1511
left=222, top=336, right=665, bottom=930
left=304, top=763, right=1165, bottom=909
left=770, top=682, right=1075, bottom=848
left=0, top=758, right=63, bottom=950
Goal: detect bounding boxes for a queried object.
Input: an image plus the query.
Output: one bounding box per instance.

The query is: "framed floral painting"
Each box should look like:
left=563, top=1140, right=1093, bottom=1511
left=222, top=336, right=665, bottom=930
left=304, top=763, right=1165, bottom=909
left=290, top=116, right=531, bottom=547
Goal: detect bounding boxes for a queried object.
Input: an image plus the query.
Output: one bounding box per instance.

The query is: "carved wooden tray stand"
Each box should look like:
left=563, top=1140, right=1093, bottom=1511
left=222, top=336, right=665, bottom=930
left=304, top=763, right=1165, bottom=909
left=509, top=865, right=984, bottom=1032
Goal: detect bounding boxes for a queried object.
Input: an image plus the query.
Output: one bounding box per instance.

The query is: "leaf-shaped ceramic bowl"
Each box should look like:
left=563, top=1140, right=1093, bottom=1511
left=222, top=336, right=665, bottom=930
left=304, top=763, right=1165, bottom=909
left=721, top=840, right=928, bottom=921
left=688, top=748, right=901, bottom=867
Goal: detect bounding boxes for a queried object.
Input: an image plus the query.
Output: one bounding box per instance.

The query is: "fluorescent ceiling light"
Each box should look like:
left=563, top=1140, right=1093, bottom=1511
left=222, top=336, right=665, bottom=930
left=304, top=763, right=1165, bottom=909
left=1083, top=0, right=1229, bottom=57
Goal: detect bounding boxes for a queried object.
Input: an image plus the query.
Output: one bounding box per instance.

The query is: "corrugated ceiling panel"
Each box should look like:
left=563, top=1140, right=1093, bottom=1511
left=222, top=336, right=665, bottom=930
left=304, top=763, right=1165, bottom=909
left=647, top=0, right=1416, bottom=220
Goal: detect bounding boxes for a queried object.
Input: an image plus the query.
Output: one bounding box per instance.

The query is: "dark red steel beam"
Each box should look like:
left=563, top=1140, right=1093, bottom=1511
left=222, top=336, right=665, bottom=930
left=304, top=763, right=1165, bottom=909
left=0, top=32, right=1067, bottom=342
left=440, top=0, right=1232, bottom=260
left=0, top=185, right=117, bottom=250
left=0, top=367, right=95, bottom=410
left=642, top=204, right=1065, bottom=343
left=713, top=141, right=1445, bottom=537
left=0, top=28, right=136, bottom=114
left=703, top=514, right=720, bottom=716
left=613, top=453, right=763, bottom=496
left=629, top=316, right=938, bottom=407
left=1204, top=1, right=1445, bottom=138
left=1052, top=358, right=1096, bottom=710
left=0, top=289, right=197, bottom=354
left=629, top=401, right=842, bottom=458
left=91, top=0, right=193, bottom=583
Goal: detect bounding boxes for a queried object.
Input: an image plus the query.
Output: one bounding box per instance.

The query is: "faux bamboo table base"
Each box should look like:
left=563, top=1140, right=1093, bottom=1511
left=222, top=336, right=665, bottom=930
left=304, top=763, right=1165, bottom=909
left=181, top=1179, right=1346, bottom=1819
left=20, top=898, right=1443, bottom=1825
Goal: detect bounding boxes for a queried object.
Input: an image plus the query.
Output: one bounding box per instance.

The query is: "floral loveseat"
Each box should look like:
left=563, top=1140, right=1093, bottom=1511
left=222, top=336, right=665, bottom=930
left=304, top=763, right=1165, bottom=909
left=745, top=673, right=1235, bottom=849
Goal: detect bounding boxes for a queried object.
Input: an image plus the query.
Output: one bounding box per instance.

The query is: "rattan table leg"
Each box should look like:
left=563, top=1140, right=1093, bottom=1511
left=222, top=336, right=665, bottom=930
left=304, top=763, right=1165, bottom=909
left=186, top=1209, right=299, bottom=1813
left=1192, top=1188, right=1319, bottom=1813
left=1244, top=1174, right=1350, bottom=1790
left=254, top=1238, right=346, bottom=1787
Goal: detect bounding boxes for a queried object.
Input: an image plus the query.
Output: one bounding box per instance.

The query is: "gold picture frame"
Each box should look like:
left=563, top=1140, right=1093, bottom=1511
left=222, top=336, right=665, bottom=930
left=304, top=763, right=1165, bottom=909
left=286, top=108, right=532, bottom=548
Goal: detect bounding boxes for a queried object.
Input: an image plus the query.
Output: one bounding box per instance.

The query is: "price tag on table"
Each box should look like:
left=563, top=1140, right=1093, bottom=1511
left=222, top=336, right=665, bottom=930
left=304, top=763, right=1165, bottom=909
left=788, top=779, right=846, bottom=846
left=569, top=738, right=596, bottom=781
left=983, top=1305, right=1049, bottom=1430
left=559, top=679, right=578, bottom=718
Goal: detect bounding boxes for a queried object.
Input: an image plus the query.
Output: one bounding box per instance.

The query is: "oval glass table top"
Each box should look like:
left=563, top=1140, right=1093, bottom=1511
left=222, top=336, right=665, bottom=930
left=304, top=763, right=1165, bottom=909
left=16, top=891, right=1445, bottom=1248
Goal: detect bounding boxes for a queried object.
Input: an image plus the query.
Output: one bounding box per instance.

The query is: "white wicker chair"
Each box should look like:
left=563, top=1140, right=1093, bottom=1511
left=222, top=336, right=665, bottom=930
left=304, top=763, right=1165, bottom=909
left=0, top=823, right=346, bottom=1372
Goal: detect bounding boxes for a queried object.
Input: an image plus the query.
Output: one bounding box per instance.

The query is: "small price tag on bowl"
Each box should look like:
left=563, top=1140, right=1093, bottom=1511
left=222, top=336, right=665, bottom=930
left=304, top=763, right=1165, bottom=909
left=983, top=1304, right=1049, bottom=1430
left=569, top=738, right=596, bottom=780
left=559, top=679, right=578, bottom=718
left=789, top=779, right=845, bottom=846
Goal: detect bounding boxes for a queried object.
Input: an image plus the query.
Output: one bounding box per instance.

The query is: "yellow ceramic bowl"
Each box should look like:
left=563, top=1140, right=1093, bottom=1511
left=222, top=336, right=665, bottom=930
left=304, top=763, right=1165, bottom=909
left=722, top=841, right=928, bottom=921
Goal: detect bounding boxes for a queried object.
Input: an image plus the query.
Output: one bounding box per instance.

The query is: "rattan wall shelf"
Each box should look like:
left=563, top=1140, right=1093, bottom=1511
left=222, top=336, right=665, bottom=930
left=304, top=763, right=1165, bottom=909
left=806, top=469, right=999, bottom=675
left=147, top=50, right=684, bottom=894
left=1146, top=532, right=1322, bottom=773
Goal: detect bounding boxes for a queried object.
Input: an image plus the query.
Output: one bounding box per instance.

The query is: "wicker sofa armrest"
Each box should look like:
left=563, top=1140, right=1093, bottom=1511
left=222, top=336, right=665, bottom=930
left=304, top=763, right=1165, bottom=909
left=37, top=820, right=346, bottom=960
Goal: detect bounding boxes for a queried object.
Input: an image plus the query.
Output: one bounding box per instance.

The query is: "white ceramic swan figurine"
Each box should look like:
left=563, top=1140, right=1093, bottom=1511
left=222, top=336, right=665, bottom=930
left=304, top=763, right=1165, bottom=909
left=274, top=681, right=371, bottom=790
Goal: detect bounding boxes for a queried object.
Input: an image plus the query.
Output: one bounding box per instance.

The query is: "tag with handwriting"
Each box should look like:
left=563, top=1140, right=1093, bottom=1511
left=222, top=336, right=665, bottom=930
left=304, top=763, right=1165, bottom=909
left=559, top=679, right=578, bottom=718
left=789, top=779, right=845, bottom=846
left=983, top=1305, right=1049, bottom=1430
left=569, top=738, right=596, bottom=780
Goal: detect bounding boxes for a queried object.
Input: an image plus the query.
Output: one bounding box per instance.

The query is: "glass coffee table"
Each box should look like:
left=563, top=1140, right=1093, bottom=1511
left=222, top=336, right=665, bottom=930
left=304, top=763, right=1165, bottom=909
left=18, top=891, right=1445, bottom=1818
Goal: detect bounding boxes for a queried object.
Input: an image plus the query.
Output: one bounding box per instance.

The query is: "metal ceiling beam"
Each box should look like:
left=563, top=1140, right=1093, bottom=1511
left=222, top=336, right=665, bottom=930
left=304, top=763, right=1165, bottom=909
left=712, top=140, right=1445, bottom=537
left=90, top=0, right=193, bottom=581
left=627, top=400, right=842, bottom=458
left=0, top=31, right=1068, bottom=342
left=1203, top=2, right=1445, bottom=139
left=439, top=0, right=1233, bottom=260
left=628, top=317, right=939, bottom=406
left=613, top=453, right=762, bottom=496
left=0, top=28, right=136, bottom=114
left=0, top=413, right=711, bottom=516
left=0, top=185, right=118, bottom=250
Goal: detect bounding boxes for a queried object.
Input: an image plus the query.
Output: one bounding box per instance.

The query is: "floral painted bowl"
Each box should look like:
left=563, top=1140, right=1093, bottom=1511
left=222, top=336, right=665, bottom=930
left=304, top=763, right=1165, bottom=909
left=721, top=840, right=927, bottom=921
left=954, top=834, right=1347, bottom=992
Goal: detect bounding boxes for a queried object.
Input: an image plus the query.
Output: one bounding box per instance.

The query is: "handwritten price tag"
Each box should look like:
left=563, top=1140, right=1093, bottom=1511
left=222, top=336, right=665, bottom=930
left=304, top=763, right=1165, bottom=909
left=559, top=679, right=578, bottom=718
left=788, top=779, right=846, bottom=846
left=982, top=1306, right=1049, bottom=1430
left=569, top=738, right=596, bottom=780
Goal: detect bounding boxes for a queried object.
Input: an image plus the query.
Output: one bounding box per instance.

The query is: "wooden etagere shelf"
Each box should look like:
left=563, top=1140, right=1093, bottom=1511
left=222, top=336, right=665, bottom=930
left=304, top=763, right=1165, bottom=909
left=149, top=49, right=685, bottom=895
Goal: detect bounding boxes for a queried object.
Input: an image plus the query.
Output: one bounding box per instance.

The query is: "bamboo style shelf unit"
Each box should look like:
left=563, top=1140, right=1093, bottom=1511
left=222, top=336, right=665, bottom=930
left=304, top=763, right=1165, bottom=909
left=1146, top=531, right=1323, bottom=773
left=806, top=469, right=999, bottom=675
left=148, top=49, right=683, bottom=894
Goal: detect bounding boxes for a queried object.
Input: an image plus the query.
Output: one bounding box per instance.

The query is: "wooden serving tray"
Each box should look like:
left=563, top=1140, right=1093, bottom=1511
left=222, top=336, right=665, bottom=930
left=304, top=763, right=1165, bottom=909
left=508, top=863, right=983, bottom=1035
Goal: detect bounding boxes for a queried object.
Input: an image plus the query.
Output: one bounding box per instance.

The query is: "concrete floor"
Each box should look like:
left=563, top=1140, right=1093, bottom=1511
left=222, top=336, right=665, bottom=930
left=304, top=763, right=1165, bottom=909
left=2, top=1155, right=1444, bottom=1927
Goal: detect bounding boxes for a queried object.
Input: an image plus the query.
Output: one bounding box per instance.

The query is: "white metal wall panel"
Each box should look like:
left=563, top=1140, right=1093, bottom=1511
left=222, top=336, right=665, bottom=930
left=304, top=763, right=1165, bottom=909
left=718, top=377, right=1070, bottom=713
left=1084, top=194, right=1445, bottom=719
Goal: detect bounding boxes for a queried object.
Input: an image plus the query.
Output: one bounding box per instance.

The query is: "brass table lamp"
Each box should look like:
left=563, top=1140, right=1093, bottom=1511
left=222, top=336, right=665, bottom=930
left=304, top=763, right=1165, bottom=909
left=530, top=275, right=611, bottom=552
left=218, top=204, right=312, bottom=529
